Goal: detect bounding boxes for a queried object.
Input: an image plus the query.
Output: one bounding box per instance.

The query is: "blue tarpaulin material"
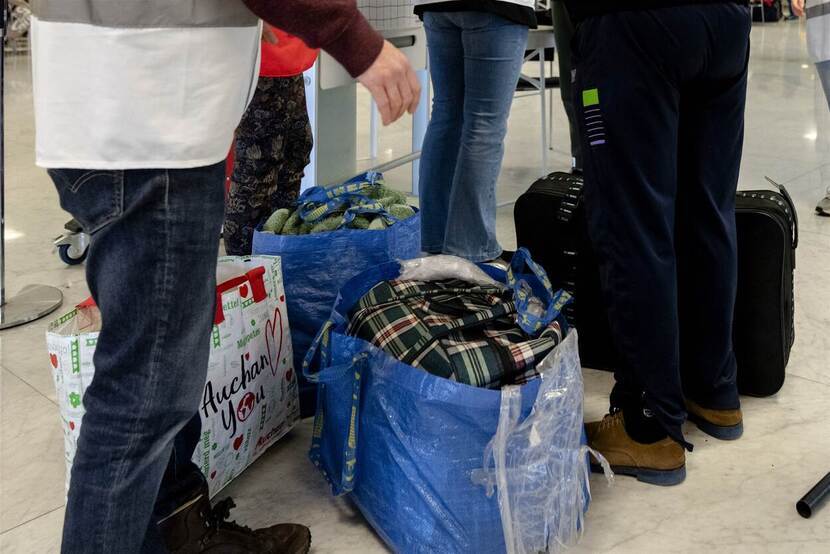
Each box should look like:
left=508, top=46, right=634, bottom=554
left=251, top=173, right=421, bottom=415
left=304, top=259, right=594, bottom=553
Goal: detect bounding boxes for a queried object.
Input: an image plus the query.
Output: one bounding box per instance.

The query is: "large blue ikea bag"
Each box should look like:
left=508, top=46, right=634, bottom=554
left=304, top=252, right=596, bottom=553
left=252, top=172, right=420, bottom=415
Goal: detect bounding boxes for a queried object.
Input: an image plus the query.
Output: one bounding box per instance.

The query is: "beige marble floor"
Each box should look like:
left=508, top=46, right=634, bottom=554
left=2, top=19, right=830, bottom=554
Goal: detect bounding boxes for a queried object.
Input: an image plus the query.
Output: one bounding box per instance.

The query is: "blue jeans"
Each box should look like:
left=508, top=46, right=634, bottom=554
left=419, top=11, right=528, bottom=262
left=48, top=164, right=226, bottom=553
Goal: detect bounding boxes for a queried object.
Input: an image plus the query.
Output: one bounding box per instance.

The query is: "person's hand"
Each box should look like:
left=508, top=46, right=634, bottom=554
left=358, top=40, right=421, bottom=126
left=262, top=25, right=278, bottom=44
left=792, top=0, right=805, bottom=18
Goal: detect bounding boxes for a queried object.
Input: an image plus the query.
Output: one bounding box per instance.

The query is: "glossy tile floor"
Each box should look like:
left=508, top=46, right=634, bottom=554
left=2, top=20, right=830, bottom=554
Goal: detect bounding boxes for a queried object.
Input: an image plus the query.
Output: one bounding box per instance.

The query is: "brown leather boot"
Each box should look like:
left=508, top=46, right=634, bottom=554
left=586, top=411, right=686, bottom=486
left=686, top=399, right=743, bottom=440
left=158, top=491, right=311, bottom=554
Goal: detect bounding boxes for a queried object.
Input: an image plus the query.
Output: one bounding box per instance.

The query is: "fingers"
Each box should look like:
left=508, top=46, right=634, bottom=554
left=358, top=40, right=421, bottom=125
left=386, top=78, right=404, bottom=124
left=405, top=67, right=421, bottom=115
left=371, top=85, right=394, bottom=126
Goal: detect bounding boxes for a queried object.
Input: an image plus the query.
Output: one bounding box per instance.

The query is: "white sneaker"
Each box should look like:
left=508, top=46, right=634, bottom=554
left=817, top=194, right=830, bottom=217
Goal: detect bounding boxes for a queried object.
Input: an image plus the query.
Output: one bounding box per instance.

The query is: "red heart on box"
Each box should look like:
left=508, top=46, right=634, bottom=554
left=279, top=295, right=285, bottom=303
left=245, top=352, right=250, bottom=361
left=286, top=368, right=293, bottom=382
left=210, top=471, right=216, bottom=480
left=69, top=421, right=75, bottom=431
left=265, top=307, right=284, bottom=378
left=50, top=354, right=58, bottom=369
left=240, top=284, right=249, bottom=298
left=233, top=435, right=244, bottom=450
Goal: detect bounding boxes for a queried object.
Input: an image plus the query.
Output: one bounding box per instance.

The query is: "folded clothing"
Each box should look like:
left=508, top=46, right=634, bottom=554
left=346, top=277, right=566, bottom=389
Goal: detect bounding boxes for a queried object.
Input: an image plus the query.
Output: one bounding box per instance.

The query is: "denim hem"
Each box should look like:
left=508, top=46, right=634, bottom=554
left=442, top=246, right=502, bottom=264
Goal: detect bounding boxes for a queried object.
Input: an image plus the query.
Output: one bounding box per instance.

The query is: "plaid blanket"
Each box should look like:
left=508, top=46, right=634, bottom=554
left=347, top=278, right=565, bottom=389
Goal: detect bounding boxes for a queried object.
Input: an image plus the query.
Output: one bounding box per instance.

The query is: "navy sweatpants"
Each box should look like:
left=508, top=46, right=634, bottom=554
left=573, top=3, right=751, bottom=447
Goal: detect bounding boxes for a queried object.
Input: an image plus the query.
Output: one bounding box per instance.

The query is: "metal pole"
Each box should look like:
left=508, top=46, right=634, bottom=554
left=410, top=68, right=429, bottom=197
left=0, top=0, right=63, bottom=329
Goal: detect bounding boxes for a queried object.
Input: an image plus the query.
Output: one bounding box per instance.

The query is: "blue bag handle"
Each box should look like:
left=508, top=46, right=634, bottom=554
left=296, top=171, right=383, bottom=205
left=297, top=193, right=373, bottom=224
left=295, top=171, right=385, bottom=223
left=303, top=319, right=335, bottom=383
left=506, top=247, right=572, bottom=334
left=308, top=353, right=368, bottom=496
left=339, top=203, right=399, bottom=227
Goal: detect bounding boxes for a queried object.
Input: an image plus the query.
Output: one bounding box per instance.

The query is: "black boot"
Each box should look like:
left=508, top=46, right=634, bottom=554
left=158, top=488, right=311, bottom=554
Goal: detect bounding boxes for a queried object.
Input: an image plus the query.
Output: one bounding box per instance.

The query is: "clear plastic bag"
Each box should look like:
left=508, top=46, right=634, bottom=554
left=472, top=330, right=613, bottom=553
left=399, top=255, right=507, bottom=289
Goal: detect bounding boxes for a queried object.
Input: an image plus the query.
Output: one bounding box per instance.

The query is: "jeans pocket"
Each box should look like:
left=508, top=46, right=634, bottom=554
left=48, top=169, right=125, bottom=234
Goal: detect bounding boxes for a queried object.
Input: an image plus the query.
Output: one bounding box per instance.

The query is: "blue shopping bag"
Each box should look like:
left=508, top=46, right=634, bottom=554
left=304, top=251, right=594, bottom=554
left=252, top=172, right=421, bottom=416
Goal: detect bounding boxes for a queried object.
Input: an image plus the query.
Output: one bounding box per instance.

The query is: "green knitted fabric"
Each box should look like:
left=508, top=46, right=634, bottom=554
left=261, top=182, right=415, bottom=235
left=299, top=221, right=315, bottom=235
left=368, top=218, right=388, bottom=231
left=311, top=216, right=345, bottom=234
left=350, top=215, right=371, bottom=230
left=281, top=211, right=302, bottom=235
left=262, top=208, right=291, bottom=234
left=387, top=204, right=416, bottom=220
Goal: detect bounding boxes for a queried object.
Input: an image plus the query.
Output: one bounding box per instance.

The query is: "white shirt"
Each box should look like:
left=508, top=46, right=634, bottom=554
left=31, top=18, right=261, bottom=169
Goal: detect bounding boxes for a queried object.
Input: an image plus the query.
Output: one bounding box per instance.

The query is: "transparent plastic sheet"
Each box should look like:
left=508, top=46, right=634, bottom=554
left=472, top=331, right=614, bottom=554
left=399, top=254, right=507, bottom=289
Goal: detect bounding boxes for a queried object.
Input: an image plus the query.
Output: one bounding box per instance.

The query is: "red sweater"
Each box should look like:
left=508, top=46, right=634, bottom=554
left=261, top=27, right=319, bottom=78
left=243, top=0, right=384, bottom=78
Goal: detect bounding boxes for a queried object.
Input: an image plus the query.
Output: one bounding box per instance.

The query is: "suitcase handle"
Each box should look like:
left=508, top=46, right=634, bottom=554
left=764, top=177, right=799, bottom=250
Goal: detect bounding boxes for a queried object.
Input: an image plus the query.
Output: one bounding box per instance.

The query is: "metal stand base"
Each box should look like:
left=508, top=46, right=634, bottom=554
left=0, top=284, right=63, bottom=330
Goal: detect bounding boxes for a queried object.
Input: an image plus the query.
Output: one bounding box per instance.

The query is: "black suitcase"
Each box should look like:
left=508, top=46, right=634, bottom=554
left=733, top=178, right=797, bottom=397
left=514, top=172, right=618, bottom=372
left=514, top=173, right=797, bottom=397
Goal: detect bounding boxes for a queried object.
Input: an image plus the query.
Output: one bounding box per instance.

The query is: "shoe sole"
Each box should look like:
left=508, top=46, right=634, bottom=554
left=591, top=462, right=686, bottom=486
left=687, top=412, right=744, bottom=441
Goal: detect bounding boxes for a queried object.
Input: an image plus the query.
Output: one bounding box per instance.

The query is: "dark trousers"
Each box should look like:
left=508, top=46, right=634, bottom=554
left=552, top=1, right=581, bottom=171
left=573, top=4, right=751, bottom=446
left=49, top=164, right=225, bottom=552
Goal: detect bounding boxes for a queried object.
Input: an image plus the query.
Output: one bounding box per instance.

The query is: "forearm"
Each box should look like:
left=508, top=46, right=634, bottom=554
left=242, top=0, right=384, bottom=77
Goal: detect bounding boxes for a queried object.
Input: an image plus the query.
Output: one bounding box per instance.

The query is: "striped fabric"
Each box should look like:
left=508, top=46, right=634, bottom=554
left=347, top=279, right=565, bottom=388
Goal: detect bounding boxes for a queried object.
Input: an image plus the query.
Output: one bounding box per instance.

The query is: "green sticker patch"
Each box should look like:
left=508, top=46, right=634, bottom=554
left=582, top=88, right=600, bottom=107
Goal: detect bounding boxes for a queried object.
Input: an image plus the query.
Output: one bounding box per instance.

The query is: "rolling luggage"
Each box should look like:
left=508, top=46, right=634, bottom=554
left=513, top=172, right=617, bottom=372
left=733, top=178, right=797, bottom=396
left=514, top=173, right=798, bottom=397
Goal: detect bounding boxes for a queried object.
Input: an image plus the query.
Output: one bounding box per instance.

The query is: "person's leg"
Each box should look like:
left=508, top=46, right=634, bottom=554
left=574, top=12, right=691, bottom=456
left=676, top=9, right=750, bottom=440
left=441, top=12, right=528, bottom=262
left=552, top=1, right=582, bottom=171
left=267, top=74, right=313, bottom=214
left=815, top=60, right=830, bottom=216
left=49, top=164, right=225, bottom=552
left=225, top=78, right=281, bottom=256
left=419, top=12, right=465, bottom=254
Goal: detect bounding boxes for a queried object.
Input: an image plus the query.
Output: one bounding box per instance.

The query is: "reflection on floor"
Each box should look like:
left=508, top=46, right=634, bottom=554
left=2, top=20, right=829, bottom=554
